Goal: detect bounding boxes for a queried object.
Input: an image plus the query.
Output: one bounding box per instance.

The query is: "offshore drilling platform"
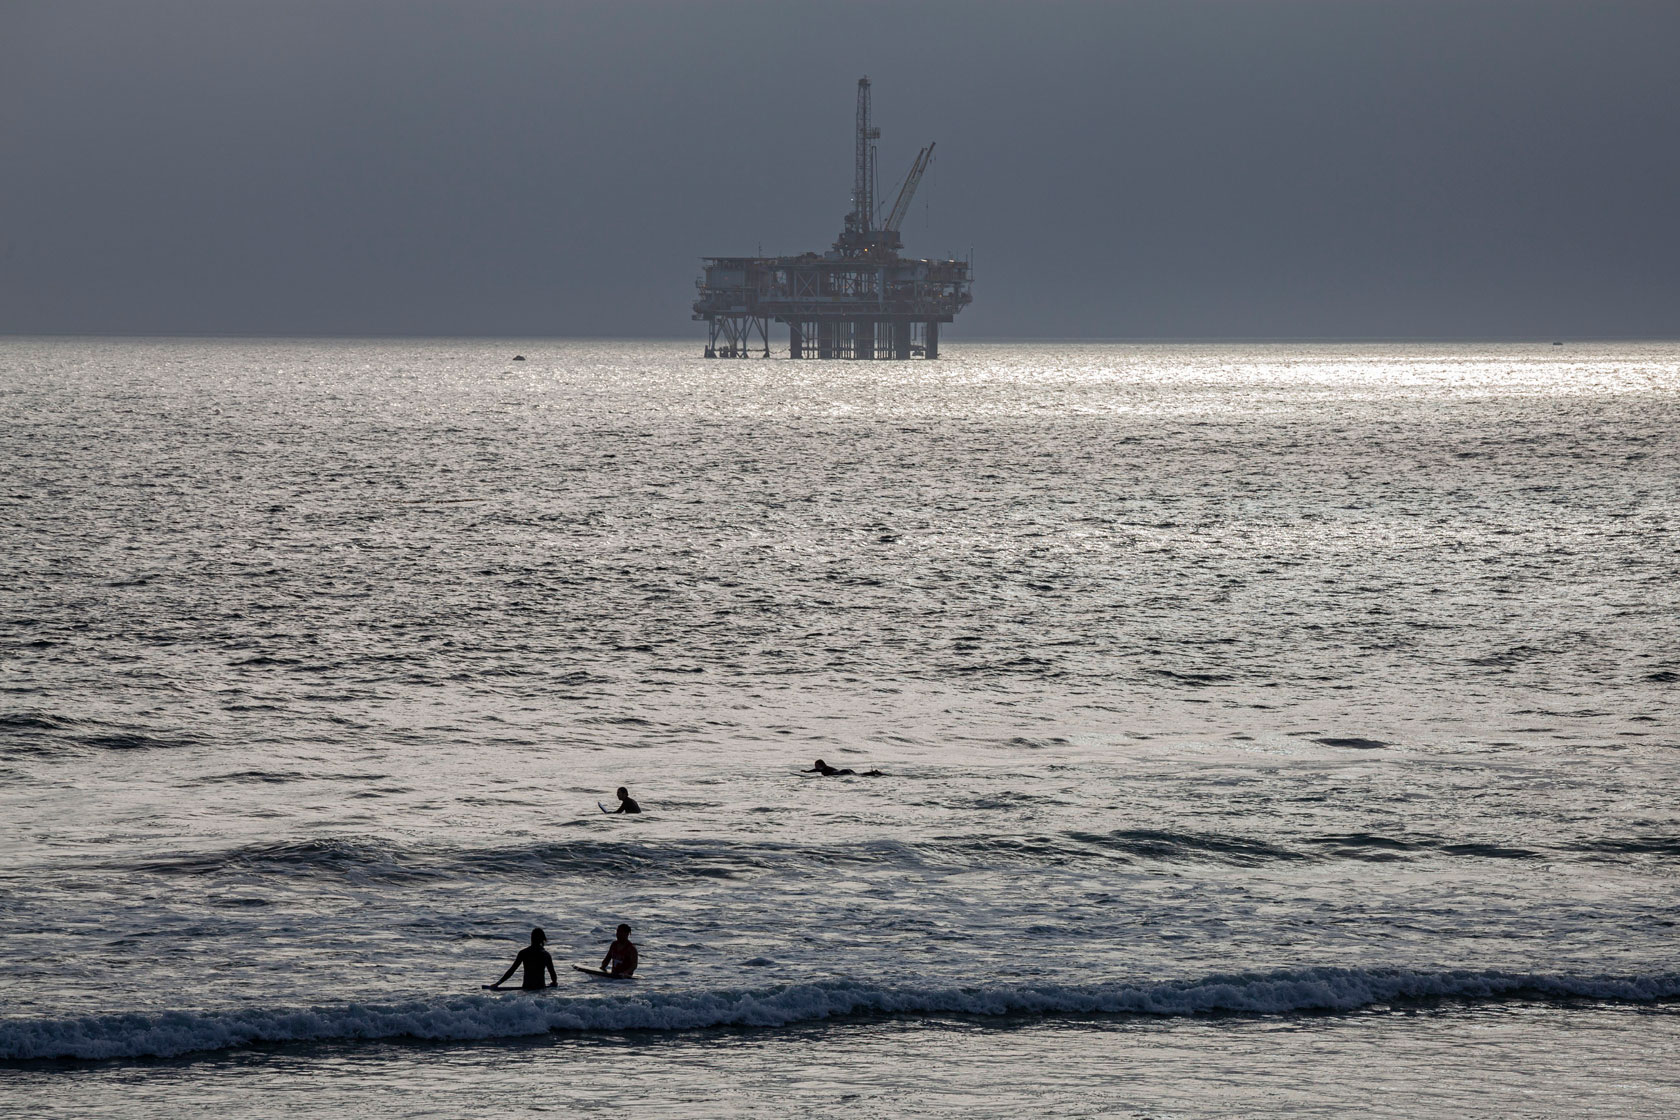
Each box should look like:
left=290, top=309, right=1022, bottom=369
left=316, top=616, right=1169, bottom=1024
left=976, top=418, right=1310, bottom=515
left=693, top=78, right=973, bottom=359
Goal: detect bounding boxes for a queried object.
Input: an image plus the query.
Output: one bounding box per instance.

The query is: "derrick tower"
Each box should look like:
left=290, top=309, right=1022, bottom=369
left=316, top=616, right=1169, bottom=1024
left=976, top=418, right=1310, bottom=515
left=693, top=78, right=973, bottom=359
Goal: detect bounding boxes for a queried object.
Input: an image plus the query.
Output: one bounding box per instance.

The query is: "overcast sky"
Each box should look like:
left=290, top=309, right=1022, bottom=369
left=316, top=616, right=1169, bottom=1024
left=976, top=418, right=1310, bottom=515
left=4, top=0, right=1678, bottom=339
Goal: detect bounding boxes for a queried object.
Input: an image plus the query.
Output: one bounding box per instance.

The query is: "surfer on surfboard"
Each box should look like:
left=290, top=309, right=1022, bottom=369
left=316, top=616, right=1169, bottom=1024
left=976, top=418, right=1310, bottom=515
left=802, top=759, right=883, bottom=777
left=600, top=923, right=638, bottom=977
left=604, top=787, right=642, bottom=814
left=486, top=927, right=557, bottom=990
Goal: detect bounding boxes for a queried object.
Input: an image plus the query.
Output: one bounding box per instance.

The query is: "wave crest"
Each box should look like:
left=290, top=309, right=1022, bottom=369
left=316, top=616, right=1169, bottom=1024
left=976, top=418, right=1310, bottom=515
left=4, top=967, right=1676, bottom=1062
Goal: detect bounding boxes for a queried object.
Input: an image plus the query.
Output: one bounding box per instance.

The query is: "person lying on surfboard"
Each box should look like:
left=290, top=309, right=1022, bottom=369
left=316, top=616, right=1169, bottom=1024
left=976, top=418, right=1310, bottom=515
left=487, top=927, right=557, bottom=990
left=608, top=787, right=642, bottom=814
left=601, top=924, right=638, bottom=978
left=802, top=759, right=884, bottom=777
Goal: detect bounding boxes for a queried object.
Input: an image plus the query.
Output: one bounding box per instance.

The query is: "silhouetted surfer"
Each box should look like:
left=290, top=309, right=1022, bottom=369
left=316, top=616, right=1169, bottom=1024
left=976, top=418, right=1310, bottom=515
left=488, top=927, right=557, bottom=990
left=609, top=787, right=642, bottom=814
left=802, top=758, right=883, bottom=777
left=601, top=924, right=638, bottom=977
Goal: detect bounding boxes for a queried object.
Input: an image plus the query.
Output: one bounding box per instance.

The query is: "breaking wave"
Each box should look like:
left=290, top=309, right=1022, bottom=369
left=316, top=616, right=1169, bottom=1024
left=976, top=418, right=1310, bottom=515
left=4, top=967, right=1676, bottom=1061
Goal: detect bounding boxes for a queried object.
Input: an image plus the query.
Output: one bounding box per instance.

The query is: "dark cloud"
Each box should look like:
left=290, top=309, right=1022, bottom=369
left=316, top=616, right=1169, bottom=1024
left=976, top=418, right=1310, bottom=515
left=3, top=0, right=1677, bottom=338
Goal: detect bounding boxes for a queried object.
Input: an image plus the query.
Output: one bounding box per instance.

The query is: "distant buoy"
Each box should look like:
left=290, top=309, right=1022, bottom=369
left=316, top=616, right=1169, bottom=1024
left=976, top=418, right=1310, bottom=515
left=513, top=355, right=526, bottom=361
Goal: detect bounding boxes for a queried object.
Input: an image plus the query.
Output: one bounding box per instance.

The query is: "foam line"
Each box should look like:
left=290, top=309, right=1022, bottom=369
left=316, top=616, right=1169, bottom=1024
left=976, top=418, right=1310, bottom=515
left=4, top=967, right=1676, bottom=1061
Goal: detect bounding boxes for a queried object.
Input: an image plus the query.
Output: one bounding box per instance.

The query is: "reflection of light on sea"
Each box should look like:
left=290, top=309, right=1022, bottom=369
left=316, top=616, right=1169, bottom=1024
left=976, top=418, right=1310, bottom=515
left=0, top=337, right=1674, bottom=1112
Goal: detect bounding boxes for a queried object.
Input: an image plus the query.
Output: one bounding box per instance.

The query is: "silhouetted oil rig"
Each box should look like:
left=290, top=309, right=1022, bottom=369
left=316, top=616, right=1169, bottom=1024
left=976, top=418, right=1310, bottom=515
left=693, top=78, right=973, bottom=359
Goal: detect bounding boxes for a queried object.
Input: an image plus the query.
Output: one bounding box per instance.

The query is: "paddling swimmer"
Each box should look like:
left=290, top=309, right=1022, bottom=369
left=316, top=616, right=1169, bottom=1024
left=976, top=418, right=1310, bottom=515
left=601, top=924, right=638, bottom=978
left=609, top=787, right=642, bottom=814
left=802, top=759, right=884, bottom=777
left=489, top=927, right=557, bottom=990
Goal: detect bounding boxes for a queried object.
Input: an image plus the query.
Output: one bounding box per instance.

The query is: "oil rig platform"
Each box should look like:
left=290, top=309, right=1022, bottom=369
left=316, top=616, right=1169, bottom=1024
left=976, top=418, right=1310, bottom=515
left=693, top=78, right=972, bottom=359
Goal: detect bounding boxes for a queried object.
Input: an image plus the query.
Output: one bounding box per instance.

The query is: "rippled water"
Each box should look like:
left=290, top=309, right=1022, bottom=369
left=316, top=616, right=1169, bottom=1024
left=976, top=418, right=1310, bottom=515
left=2, top=338, right=1676, bottom=1115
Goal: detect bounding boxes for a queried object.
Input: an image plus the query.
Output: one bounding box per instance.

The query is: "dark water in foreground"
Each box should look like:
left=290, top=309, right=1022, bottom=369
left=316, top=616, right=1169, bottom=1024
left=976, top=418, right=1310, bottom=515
left=1, top=338, right=1676, bottom=1116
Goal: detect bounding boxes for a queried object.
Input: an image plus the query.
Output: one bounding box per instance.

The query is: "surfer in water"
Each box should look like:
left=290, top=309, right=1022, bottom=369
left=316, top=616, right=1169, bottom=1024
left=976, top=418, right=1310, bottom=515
left=609, top=787, right=642, bottom=814
left=601, top=924, right=638, bottom=978
left=489, top=927, right=557, bottom=990
left=802, top=759, right=883, bottom=777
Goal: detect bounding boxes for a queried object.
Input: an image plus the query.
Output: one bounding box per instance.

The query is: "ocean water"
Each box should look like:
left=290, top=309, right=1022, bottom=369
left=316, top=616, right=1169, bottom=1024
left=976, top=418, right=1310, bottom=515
left=0, top=337, right=1676, bottom=1117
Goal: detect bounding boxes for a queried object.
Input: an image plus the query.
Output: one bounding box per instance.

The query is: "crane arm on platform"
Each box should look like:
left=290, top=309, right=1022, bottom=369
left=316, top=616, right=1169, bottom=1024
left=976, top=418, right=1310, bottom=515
left=883, top=143, right=935, bottom=234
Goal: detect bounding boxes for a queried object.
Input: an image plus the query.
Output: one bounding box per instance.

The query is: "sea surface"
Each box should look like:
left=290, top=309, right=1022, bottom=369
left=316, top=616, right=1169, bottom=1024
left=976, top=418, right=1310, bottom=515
left=1, top=338, right=1676, bottom=1117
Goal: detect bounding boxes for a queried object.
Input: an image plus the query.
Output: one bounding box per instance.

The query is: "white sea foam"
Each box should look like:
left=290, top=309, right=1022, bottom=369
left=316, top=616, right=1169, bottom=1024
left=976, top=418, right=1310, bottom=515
left=5, top=968, right=1676, bottom=1061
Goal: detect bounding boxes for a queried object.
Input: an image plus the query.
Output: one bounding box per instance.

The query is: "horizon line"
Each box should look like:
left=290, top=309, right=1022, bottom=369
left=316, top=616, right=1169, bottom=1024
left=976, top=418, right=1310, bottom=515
left=5, top=331, right=1677, bottom=345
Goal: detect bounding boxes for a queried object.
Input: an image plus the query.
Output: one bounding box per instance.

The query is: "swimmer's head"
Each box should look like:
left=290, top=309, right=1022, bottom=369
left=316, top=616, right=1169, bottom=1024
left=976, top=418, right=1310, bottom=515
left=616, top=787, right=629, bottom=799
left=531, top=928, right=546, bottom=945
left=616, top=924, right=631, bottom=938
left=814, top=759, right=826, bottom=767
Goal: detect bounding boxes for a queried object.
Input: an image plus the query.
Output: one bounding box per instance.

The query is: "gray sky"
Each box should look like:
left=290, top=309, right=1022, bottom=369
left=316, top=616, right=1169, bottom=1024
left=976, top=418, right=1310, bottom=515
left=4, top=0, right=1677, bottom=339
